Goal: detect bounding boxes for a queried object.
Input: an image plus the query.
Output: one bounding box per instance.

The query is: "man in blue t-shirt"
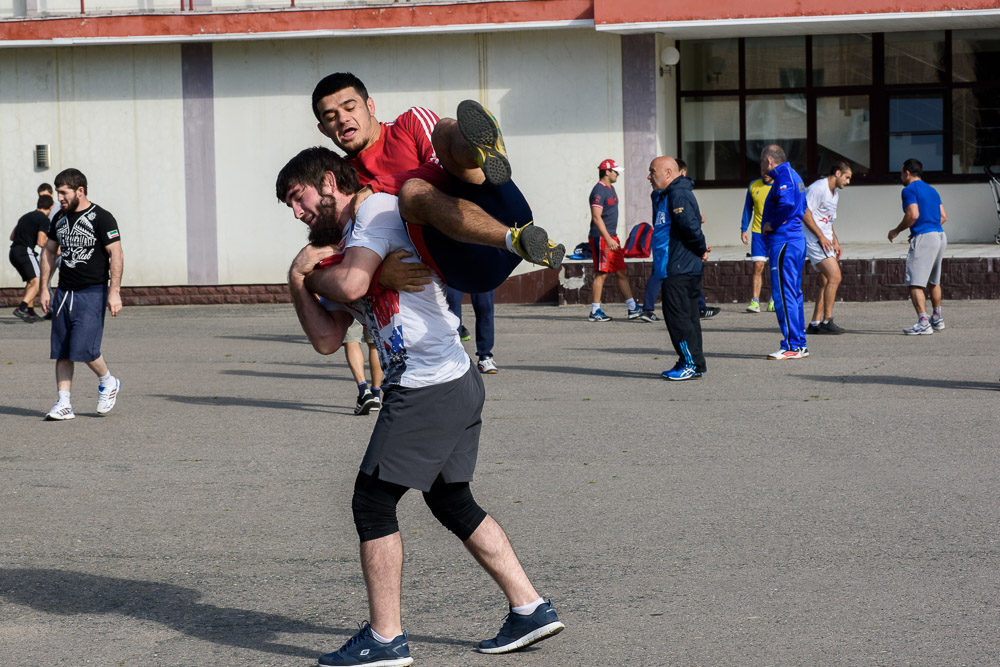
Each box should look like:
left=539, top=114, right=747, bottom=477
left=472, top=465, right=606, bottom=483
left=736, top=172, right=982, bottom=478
left=759, top=144, right=808, bottom=360
left=888, top=158, right=948, bottom=335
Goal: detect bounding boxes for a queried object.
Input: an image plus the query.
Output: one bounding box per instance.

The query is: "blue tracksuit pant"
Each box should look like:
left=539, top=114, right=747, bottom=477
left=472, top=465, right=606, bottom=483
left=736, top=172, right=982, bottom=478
left=767, top=237, right=807, bottom=351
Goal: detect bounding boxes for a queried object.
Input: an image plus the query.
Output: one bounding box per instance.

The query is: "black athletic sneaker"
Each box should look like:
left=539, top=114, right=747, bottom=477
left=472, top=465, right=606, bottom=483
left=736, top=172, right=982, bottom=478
left=354, top=390, right=379, bottom=416
left=459, top=325, right=472, bottom=341
left=699, top=307, right=721, bottom=319
left=806, top=322, right=823, bottom=335
left=457, top=99, right=511, bottom=187
left=478, top=599, right=565, bottom=654
left=13, top=308, right=38, bottom=323
left=819, top=319, right=845, bottom=335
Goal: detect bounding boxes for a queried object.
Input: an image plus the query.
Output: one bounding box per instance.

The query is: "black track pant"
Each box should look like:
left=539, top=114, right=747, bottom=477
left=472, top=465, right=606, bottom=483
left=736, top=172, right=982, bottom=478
left=661, top=273, right=706, bottom=373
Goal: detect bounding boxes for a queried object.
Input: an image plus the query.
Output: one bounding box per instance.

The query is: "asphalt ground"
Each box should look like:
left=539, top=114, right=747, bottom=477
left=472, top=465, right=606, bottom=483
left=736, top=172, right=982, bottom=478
left=2, top=300, right=998, bottom=666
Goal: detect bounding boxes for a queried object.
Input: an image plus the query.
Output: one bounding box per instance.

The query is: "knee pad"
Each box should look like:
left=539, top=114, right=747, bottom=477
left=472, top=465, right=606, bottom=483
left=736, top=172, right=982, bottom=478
left=352, top=471, right=408, bottom=542
left=422, top=481, right=487, bottom=542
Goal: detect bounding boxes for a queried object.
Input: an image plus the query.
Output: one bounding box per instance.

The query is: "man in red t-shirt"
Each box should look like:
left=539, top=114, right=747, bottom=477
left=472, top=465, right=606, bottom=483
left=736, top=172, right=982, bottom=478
left=310, top=72, right=564, bottom=294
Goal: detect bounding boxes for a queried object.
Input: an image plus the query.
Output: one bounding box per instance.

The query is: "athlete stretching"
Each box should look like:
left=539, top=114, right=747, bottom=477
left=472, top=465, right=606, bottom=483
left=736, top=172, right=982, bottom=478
left=312, top=72, right=564, bottom=294
left=279, top=146, right=564, bottom=666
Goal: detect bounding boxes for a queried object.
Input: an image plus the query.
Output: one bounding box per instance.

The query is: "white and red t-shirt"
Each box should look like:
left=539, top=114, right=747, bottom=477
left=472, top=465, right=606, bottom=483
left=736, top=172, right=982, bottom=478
left=321, top=193, right=469, bottom=388
left=349, top=107, right=451, bottom=195
left=805, top=178, right=839, bottom=242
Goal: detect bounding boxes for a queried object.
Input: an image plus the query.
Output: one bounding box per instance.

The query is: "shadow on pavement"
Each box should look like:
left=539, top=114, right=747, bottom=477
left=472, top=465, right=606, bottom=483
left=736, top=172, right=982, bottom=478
left=151, top=394, right=346, bottom=413
left=0, top=405, right=45, bottom=418
left=216, top=334, right=311, bottom=344
left=799, top=374, right=1000, bottom=391
left=220, top=369, right=335, bottom=382
left=0, top=569, right=469, bottom=657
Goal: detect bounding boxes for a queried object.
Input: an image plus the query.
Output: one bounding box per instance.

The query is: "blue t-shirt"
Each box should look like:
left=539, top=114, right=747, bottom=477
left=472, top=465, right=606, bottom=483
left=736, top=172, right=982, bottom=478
left=589, top=182, right=619, bottom=239
left=901, top=180, right=944, bottom=236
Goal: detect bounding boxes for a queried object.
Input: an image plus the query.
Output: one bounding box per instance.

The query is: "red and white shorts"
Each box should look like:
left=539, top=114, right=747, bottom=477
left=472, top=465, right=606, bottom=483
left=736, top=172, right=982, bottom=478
left=589, top=236, right=626, bottom=274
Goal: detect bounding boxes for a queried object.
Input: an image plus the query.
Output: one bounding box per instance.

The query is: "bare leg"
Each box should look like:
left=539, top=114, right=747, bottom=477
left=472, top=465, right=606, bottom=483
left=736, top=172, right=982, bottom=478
left=614, top=269, right=634, bottom=302
left=55, top=359, right=74, bottom=393
left=463, top=515, right=539, bottom=608
left=591, top=271, right=608, bottom=305
left=398, top=179, right=509, bottom=249
left=432, top=119, right=485, bottom=184
left=929, top=283, right=943, bottom=309
left=344, top=341, right=366, bottom=385
left=85, top=355, right=109, bottom=379
left=23, top=277, right=40, bottom=307
left=751, top=261, right=764, bottom=301
left=360, top=533, right=404, bottom=640
left=909, top=285, right=927, bottom=316
left=811, top=272, right=827, bottom=323
left=367, top=343, right=383, bottom=390
left=817, top=258, right=842, bottom=321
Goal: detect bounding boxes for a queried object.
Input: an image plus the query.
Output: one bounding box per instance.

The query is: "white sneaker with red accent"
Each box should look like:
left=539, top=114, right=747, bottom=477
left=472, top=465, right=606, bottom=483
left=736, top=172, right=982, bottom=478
left=45, top=402, right=75, bottom=421
left=767, top=347, right=809, bottom=360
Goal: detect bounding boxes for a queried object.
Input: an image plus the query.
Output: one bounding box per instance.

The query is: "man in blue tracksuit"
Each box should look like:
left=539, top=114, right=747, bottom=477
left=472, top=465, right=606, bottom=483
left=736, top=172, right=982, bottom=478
left=648, top=156, right=710, bottom=381
left=759, top=144, right=808, bottom=360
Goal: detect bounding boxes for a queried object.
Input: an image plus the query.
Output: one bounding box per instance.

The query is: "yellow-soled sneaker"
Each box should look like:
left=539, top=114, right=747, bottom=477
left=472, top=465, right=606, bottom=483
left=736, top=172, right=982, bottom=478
left=457, top=100, right=511, bottom=187
left=509, top=222, right=565, bottom=270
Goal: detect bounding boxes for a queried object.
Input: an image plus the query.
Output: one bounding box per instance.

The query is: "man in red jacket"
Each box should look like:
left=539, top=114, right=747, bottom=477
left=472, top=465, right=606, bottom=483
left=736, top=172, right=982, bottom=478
left=311, top=72, right=564, bottom=294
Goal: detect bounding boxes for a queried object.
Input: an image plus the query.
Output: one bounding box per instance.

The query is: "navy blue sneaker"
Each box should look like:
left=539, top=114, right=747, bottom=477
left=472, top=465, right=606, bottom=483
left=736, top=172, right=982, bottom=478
left=478, top=599, right=565, bottom=654
left=318, top=622, right=413, bottom=666
left=663, top=364, right=698, bottom=381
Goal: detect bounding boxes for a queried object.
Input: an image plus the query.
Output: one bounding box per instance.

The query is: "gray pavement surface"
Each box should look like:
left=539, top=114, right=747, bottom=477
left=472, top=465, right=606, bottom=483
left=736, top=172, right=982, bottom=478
left=2, top=300, right=999, bottom=666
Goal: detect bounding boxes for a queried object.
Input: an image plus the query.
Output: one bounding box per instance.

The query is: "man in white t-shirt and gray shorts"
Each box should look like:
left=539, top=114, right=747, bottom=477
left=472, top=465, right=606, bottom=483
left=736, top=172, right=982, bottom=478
left=278, top=146, right=563, bottom=667
left=802, top=162, right=852, bottom=335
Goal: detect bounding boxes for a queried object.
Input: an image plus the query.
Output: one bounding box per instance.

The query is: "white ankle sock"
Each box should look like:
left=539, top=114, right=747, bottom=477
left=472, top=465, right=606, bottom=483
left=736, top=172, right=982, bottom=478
left=371, top=627, right=395, bottom=644
left=99, top=372, right=113, bottom=388
left=511, top=597, right=545, bottom=616
left=591, top=303, right=601, bottom=314
left=57, top=390, right=71, bottom=406
left=504, top=229, right=515, bottom=253
left=625, top=298, right=636, bottom=311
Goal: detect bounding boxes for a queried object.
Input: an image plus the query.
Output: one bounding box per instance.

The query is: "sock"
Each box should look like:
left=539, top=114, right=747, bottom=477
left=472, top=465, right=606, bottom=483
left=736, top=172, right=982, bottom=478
left=357, top=381, right=369, bottom=397
left=18, top=301, right=29, bottom=311
left=372, top=386, right=381, bottom=398
left=98, top=372, right=113, bottom=389
left=57, top=390, right=71, bottom=406
left=27, top=307, right=38, bottom=316
left=919, top=312, right=929, bottom=321
left=933, top=306, right=942, bottom=318
left=822, top=320, right=829, bottom=325
left=810, top=320, right=820, bottom=326
left=504, top=229, right=516, bottom=253
left=625, top=298, right=636, bottom=311
left=511, top=597, right=545, bottom=616
left=370, top=627, right=394, bottom=644
left=591, top=303, right=601, bottom=315
left=751, top=297, right=759, bottom=303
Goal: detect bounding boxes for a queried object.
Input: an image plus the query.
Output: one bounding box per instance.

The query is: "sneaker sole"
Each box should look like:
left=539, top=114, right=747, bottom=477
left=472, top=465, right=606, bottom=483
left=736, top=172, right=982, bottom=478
left=457, top=100, right=511, bottom=187
left=516, top=224, right=565, bottom=270
left=319, top=657, right=412, bottom=667
left=664, top=374, right=699, bottom=381
left=477, top=621, right=565, bottom=654
left=905, top=328, right=933, bottom=335
left=45, top=411, right=75, bottom=421
left=354, top=400, right=378, bottom=416
left=588, top=318, right=612, bottom=322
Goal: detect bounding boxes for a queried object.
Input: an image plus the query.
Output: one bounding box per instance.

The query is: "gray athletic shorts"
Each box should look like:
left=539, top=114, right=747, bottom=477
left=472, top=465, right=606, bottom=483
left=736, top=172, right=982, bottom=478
left=360, top=363, right=483, bottom=492
left=344, top=319, right=374, bottom=345
left=905, top=231, right=947, bottom=286
left=805, top=234, right=836, bottom=270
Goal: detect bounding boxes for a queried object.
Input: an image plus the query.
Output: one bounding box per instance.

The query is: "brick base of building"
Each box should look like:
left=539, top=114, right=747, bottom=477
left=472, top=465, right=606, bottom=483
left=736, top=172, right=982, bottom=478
left=4, top=259, right=997, bottom=308
left=558, top=258, right=1000, bottom=305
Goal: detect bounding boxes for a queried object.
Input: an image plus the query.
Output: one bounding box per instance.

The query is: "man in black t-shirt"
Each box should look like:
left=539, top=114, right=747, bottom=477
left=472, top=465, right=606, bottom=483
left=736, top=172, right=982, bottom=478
left=38, top=168, right=124, bottom=421
left=8, top=194, right=54, bottom=322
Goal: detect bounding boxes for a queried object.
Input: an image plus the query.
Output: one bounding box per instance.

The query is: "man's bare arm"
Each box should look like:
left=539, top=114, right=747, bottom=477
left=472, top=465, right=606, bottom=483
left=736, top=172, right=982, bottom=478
left=106, top=241, right=124, bottom=316
left=889, top=203, right=919, bottom=242
left=303, top=245, right=384, bottom=304
left=802, top=209, right=834, bottom=254
left=39, top=239, right=59, bottom=313
left=590, top=208, right=618, bottom=251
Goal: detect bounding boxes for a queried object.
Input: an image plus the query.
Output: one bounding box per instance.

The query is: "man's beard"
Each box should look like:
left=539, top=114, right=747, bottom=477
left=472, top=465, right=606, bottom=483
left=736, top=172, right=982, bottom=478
left=307, top=194, right=342, bottom=247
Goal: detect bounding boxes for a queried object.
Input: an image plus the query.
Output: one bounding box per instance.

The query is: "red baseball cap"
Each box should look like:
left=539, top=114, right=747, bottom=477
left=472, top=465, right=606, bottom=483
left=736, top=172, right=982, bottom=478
left=598, top=159, right=623, bottom=172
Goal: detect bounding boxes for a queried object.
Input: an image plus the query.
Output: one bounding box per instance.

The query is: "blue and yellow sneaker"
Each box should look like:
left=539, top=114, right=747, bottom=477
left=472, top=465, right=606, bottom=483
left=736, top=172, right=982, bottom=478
left=318, top=622, right=412, bottom=666
left=478, top=599, right=565, bottom=654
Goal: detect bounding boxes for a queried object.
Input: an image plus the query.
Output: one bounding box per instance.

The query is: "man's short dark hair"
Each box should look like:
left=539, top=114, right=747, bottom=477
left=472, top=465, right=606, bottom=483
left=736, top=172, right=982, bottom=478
left=37, top=182, right=53, bottom=195
left=37, top=194, right=54, bottom=210
left=275, top=146, right=361, bottom=203
left=902, top=158, right=923, bottom=177
left=54, top=168, right=87, bottom=195
left=829, top=161, right=852, bottom=176
left=312, top=72, right=369, bottom=121
left=676, top=158, right=688, bottom=172
left=761, top=145, right=786, bottom=164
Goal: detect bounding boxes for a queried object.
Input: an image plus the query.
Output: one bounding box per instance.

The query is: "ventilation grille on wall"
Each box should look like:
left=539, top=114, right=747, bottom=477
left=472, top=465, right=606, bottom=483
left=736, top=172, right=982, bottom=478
left=35, top=145, right=50, bottom=169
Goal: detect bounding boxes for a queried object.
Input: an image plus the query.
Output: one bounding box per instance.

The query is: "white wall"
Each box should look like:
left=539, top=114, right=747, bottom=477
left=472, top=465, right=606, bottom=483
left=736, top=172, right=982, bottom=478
left=0, top=44, right=187, bottom=289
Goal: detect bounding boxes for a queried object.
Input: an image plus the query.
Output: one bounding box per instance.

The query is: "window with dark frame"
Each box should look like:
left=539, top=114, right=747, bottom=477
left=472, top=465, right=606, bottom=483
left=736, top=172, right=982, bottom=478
left=676, top=29, right=1000, bottom=187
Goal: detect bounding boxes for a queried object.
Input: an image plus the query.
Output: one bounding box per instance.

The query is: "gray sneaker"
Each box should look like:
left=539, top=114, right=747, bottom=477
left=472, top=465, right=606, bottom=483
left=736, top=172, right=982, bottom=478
left=930, top=316, right=945, bottom=331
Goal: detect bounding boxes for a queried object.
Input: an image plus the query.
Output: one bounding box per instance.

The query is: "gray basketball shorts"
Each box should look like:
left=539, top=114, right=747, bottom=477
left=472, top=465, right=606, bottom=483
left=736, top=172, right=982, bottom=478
left=344, top=319, right=374, bottom=345
left=905, top=231, right=947, bottom=287
left=360, top=363, right=484, bottom=492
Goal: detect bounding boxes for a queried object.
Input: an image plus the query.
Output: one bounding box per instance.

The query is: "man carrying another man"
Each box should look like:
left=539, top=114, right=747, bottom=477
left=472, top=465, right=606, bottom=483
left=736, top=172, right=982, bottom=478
left=279, top=147, right=563, bottom=666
